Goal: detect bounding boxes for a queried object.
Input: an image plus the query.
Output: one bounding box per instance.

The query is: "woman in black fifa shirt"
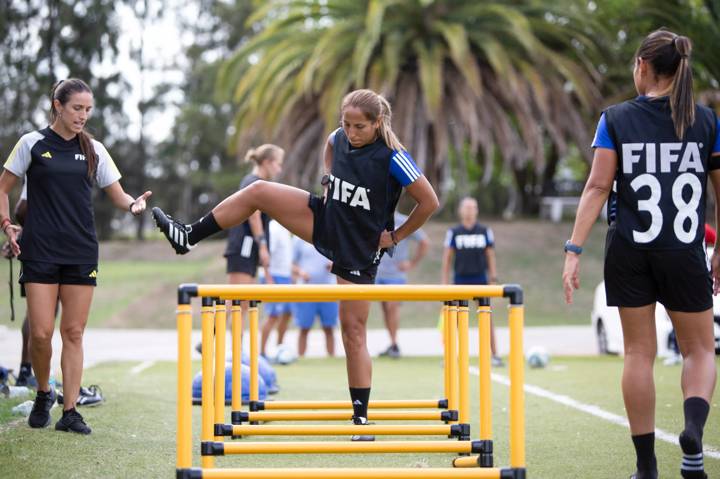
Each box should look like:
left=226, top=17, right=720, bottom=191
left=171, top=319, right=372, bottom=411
left=0, top=79, right=151, bottom=434
left=563, top=31, right=718, bottom=479
left=153, top=89, right=439, bottom=436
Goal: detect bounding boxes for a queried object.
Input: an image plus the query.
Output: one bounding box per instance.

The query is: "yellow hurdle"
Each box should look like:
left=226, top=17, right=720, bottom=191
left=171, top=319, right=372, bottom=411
left=446, top=301, right=459, bottom=424
left=222, top=424, right=467, bottom=437
left=176, top=284, right=526, bottom=479
left=200, top=297, right=215, bottom=469
left=176, top=303, right=192, bottom=470
left=509, top=305, right=525, bottom=468
left=199, top=467, right=507, bottom=478
left=230, top=300, right=242, bottom=415
left=249, top=301, right=260, bottom=404
left=254, top=399, right=447, bottom=410
left=442, top=302, right=450, bottom=406
left=457, top=301, right=470, bottom=427
left=199, top=284, right=506, bottom=302
left=477, top=299, right=493, bottom=442
left=214, top=299, right=227, bottom=442
left=234, top=410, right=457, bottom=423
left=204, top=440, right=482, bottom=455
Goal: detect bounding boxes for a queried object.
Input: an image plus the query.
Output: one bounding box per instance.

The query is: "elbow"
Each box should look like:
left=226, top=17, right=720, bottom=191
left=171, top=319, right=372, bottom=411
left=425, top=192, right=440, bottom=215
left=585, top=180, right=612, bottom=197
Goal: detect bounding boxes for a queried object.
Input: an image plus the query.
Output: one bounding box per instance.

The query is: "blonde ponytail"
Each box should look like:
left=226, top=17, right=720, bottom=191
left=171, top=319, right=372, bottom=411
left=244, top=144, right=283, bottom=165
left=377, top=95, right=405, bottom=151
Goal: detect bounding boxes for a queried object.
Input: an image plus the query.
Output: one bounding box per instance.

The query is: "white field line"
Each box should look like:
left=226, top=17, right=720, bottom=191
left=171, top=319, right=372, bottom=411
left=468, top=366, right=720, bottom=460
left=129, top=360, right=155, bottom=375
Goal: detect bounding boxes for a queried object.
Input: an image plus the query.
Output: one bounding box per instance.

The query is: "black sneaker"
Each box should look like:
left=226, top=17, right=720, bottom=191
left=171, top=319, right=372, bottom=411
left=152, top=207, right=195, bottom=255
left=351, top=416, right=375, bottom=442
left=378, top=344, right=401, bottom=359
left=55, top=408, right=91, bottom=435
left=58, top=385, right=104, bottom=407
left=28, top=387, right=56, bottom=428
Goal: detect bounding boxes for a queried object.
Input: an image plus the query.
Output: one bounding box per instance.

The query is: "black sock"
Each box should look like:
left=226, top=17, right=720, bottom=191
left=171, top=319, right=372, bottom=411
left=349, top=387, right=371, bottom=419
left=631, top=432, right=657, bottom=477
left=187, top=212, right=221, bottom=245
left=18, top=362, right=31, bottom=378
left=63, top=407, right=76, bottom=416
left=680, top=397, right=709, bottom=478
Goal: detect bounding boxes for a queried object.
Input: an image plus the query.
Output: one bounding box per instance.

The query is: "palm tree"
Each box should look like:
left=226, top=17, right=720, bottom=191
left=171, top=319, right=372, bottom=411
left=218, top=0, right=606, bottom=212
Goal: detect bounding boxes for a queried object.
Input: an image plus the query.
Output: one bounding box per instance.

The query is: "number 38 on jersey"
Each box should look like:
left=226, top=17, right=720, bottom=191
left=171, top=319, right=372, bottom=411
left=622, top=141, right=706, bottom=245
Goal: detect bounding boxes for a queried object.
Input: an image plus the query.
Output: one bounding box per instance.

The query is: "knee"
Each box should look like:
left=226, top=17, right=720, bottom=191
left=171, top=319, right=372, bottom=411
left=30, top=327, right=53, bottom=347
left=341, top=323, right=366, bottom=352
left=245, top=180, right=269, bottom=206
left=60, top=325, right=84, bottom=345
left=624, top=343, right=657, bottom=364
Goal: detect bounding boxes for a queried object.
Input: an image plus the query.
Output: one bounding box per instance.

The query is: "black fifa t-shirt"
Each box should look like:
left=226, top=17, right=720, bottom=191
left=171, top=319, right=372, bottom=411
left=224, top=173, right=270, bottom=258
left=313, top=129, right=420, bottom=270
left=444, top=223, right=494, bottom=276
left=4, top=127, right=121, bottom=264
left=602, top=97, right=719, bottom=249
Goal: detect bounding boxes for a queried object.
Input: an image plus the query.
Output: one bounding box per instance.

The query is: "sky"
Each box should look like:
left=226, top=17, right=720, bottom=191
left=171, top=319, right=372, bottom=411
left=110, top=1, right=196, bottom=143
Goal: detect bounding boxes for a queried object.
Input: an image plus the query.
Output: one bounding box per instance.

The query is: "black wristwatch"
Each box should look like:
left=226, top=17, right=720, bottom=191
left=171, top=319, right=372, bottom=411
left=564, top=240, right=583, bottom=255
left=321, top=174, right=331, bottom=186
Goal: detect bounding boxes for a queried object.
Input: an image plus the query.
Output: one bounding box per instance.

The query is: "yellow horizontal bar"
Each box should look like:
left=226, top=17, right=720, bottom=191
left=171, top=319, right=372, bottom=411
left=247, top=411, right=446, bottom=422
left=201, top=468, right=504, bottom=479
left=453, top=456, right=481, bottom=468
left=262, top=400, right=443, bottom=410
left=196, top=284, right=506, bottom=302
left=231, top=425, right=454, bottom=436
left=222, top=441, right=473, bottom=454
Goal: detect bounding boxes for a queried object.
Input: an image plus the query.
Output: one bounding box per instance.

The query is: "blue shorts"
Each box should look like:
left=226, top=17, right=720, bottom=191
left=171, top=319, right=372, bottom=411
left=263, top=275, right=293, bottom=316
left=293, top=302, right=339, bottom=329
left=375, top=277, right=407, bottom=285
left=454, top=273, right=488, bottom=285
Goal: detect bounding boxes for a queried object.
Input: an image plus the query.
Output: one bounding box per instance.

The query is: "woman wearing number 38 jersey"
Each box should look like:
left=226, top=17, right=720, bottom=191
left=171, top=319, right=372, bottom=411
left=563, top=30, right=717, bottom=479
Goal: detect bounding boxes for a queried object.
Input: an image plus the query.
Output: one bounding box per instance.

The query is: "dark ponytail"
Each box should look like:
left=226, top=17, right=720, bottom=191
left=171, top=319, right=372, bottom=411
left=635, top=30, right=694, bottom=139
left=50, top=79, right=97, bottom=180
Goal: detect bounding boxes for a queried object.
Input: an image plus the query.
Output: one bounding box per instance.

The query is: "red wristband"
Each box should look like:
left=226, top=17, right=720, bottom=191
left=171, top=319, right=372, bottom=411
left=1, top=218, right=11, bottom=232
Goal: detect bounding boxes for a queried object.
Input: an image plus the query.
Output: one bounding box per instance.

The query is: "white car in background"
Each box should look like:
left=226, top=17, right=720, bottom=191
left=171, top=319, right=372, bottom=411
left=591, top=281, right=720, bottom=356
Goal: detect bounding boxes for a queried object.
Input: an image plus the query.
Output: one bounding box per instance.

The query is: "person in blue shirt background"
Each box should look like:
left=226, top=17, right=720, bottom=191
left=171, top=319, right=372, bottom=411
left=376, top=212, right=429, bottom=358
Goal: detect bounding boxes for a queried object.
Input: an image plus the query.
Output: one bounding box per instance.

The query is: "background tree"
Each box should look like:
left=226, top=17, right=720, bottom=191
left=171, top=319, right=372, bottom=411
left=0, top=0, right=130, bottom=238
left=217, top=0, right=609, bottom=215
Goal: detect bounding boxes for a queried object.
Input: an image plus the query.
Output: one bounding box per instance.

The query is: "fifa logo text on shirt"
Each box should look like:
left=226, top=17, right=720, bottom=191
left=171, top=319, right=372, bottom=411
left=329, top=174, right=370, bottom=210
left=622, top=142, right=704, bottom=174
left=455, top=234, right=487, bottom=249
left=75, top=154, right=86, bottom=161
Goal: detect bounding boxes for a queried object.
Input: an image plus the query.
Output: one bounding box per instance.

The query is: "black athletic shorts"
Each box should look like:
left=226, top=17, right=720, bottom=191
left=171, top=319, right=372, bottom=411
left=604, top=225, right=712, bottom=312
left=308, top=194, right=378, bottom=285
left=19, top=261, right=98, bottom=287
left=226, top=252, right=259, bottom=276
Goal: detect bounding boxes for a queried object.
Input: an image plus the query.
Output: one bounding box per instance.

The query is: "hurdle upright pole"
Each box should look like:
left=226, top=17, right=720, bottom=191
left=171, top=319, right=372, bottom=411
left=442, top=302, right=450, bottom=404
left=249, top=301, right=260, bottom=404
left=457, top=300, right=470, bottom=427
left=231, top=300, right=242, bottom=415
left=176, top=302, right=192, bottom=470
left=508, top=301, right=526, bottom=469
left=477, top=298, right=493, bottom=441
left=201, top=296, right=216, bottom=469
left=214, top=298, right=227, bottom=440
left=447, top=300, right=459, bottom=423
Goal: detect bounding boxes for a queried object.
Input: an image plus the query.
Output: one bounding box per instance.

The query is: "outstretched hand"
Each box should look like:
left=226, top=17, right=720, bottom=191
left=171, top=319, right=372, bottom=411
left=562, top=253, right=581, bottom=304
left=130, top=191, right=153, bottom=216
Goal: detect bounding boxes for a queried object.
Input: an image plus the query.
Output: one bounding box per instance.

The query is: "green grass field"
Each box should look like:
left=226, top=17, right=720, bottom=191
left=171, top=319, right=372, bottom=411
left=0, top=219, right=606, bottom=330
left=1, top=356, right=718, bottom=478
